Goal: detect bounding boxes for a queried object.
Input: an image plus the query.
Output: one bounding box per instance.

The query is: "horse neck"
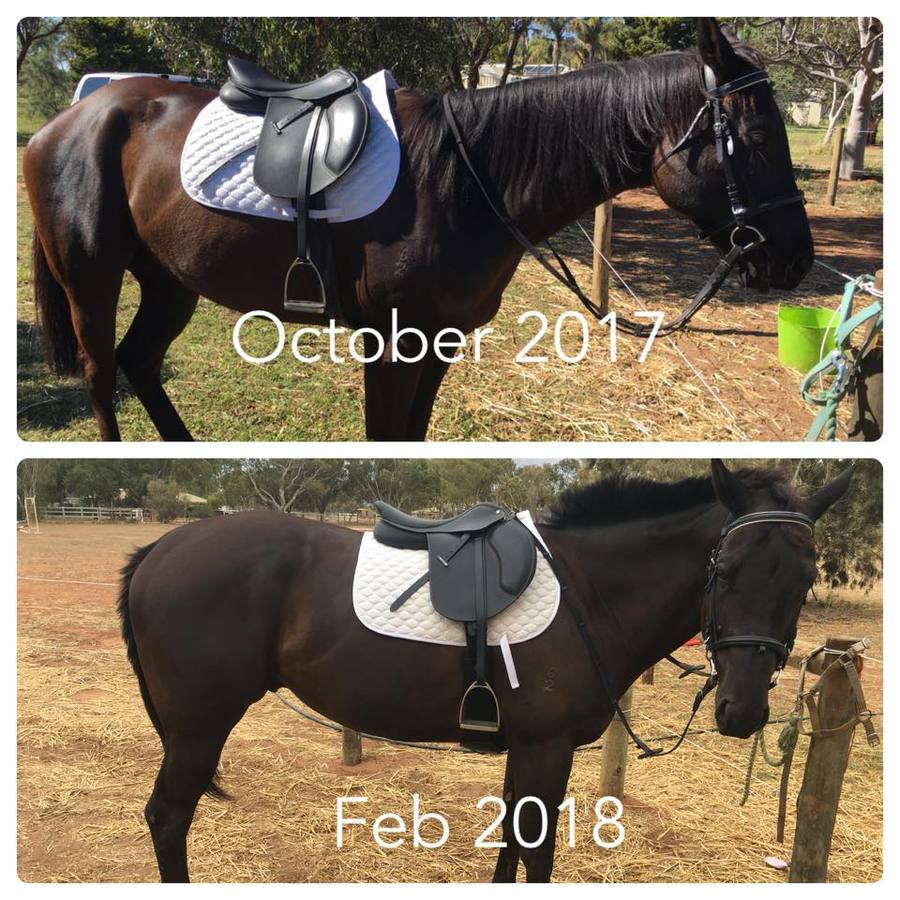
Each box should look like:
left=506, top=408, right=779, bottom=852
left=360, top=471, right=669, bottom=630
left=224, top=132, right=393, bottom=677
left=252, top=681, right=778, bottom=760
left=467, top=57, right=695, bottom=240
left=547, top=502, right=725, bottom=697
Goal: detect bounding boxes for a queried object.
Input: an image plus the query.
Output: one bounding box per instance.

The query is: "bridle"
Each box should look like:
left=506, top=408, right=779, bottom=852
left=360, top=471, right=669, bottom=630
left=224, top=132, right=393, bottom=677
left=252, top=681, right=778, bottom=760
left=702, top=510, right=815, bottom=685
left=654, top=65, right=805, bottom=246
left=443, top=62, right=806, bottom=337
left=553, top=507, right=816, bottom=760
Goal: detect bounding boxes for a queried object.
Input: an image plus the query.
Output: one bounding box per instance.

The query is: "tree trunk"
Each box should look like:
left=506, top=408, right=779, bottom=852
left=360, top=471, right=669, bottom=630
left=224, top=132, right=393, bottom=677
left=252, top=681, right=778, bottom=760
left=838, top=18, right=881, bottom=180
left=499, top=21, right=529, bottom=86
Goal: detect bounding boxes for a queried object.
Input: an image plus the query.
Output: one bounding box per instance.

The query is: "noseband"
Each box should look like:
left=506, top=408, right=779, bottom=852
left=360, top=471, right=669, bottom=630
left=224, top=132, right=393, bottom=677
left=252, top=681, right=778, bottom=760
left=655, top=66, right=806, bottom=244
left=703, top=510, right=815, bottom=683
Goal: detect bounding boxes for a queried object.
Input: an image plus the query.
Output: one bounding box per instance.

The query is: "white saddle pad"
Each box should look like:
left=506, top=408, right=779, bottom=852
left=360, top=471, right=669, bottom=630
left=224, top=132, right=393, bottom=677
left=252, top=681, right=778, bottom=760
left=180, top=70, right=400, bottom=224
left=352, top=512, right=560, bottom=647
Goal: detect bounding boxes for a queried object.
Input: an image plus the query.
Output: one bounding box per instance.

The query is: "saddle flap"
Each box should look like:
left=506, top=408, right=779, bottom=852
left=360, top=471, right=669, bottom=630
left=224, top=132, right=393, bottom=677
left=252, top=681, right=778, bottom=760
left=428, top=520, right=537, bottom=622
left=253, top=92, right=369, bottom=200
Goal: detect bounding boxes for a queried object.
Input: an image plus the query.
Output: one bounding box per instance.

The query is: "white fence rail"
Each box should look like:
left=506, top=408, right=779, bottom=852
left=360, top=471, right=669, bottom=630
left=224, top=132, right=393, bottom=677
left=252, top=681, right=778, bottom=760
left=40, top=506, right=149, bottom=522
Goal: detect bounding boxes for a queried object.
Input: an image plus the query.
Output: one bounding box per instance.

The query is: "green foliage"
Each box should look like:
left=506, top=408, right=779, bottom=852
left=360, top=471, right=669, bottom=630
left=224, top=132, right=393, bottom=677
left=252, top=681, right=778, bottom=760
left=145, top=478, right=181, bottom=523
left=19, top=30, right=72, bottom=119
left=140, top=17, right=459, bottom=89
left=605, top=17, right=696, bottom=60
left=64, top=17, right=169, bottom=75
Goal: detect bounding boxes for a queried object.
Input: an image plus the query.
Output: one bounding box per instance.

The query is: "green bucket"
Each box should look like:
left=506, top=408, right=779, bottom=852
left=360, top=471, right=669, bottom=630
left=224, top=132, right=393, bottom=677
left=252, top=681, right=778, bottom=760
left=777, top=306, right=838, bottom=372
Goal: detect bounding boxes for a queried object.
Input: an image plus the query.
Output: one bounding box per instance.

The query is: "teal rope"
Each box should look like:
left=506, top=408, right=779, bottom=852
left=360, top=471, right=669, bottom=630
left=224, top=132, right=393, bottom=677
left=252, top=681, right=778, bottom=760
left=800, top=276, right=883, bottom=441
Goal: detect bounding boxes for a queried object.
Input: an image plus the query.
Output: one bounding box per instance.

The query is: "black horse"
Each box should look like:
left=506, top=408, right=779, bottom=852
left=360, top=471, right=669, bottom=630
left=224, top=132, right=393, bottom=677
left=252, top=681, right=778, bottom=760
left=26, top=19, right=812, bottom=440
left=118, top=460, right=851, bottom=881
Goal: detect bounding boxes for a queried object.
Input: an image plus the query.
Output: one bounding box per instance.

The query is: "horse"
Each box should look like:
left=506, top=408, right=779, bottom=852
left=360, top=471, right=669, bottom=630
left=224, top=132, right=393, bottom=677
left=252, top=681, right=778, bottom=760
left=24, top=19, right=813, bottom=441
left=117, top=460, right=852, bottom=881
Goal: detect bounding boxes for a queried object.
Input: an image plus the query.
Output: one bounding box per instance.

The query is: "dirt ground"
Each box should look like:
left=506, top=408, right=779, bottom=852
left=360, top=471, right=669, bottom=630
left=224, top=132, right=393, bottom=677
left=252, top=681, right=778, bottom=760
left=18, top=523, right=883, bottom=882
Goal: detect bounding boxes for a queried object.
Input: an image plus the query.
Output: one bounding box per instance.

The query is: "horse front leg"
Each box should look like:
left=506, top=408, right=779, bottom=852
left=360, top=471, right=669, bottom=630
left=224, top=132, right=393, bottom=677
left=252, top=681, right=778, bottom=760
left=491, top=754, right=520, bottom=882
left=362, top=328, right=451, bottom=440
left=506, top=737, right=575, bottom=883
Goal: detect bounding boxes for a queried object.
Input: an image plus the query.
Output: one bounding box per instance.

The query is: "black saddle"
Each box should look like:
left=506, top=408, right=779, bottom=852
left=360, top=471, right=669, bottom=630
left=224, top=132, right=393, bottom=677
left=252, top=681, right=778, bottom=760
left=219, top=58, right=369, bottom=316
left=374, top=501, right=538, bottom=735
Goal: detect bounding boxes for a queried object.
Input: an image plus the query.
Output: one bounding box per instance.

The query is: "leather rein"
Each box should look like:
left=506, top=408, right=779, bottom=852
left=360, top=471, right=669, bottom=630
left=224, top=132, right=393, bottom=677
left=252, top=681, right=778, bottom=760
left=547, top=509, right=815, bottom=760
left=443, top=65, right=805, bottom=338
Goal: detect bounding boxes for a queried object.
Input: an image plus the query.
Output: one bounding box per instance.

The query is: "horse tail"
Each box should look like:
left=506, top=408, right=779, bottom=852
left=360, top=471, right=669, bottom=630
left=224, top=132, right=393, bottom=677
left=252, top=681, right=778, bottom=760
left=118, top=541, right=230, bottom=800
left=32, top=232, right=81, bottom=376
left=118, top=542, right=165, bottom=741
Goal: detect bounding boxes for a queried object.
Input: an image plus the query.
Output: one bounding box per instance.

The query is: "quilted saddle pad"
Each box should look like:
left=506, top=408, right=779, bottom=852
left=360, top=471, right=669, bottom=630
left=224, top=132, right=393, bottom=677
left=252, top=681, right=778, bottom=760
left=180, top=69, right=400, bottom=224
left=352, top=512, right=560, bottom=647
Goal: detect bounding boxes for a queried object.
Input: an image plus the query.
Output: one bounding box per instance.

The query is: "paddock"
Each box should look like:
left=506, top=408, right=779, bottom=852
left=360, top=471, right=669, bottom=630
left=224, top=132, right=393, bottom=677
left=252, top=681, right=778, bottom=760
left=17, top=522, right=882, bottom=882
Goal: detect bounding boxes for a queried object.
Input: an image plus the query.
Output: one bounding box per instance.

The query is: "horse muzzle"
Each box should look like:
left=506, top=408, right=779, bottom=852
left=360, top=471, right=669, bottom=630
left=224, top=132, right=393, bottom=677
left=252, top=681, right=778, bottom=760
left=715, top=696, right=769, bottom=739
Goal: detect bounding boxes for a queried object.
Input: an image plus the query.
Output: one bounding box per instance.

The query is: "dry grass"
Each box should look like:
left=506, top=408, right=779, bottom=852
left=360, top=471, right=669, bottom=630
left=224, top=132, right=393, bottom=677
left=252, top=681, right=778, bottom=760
left=18, top=523, right=882, bottom=882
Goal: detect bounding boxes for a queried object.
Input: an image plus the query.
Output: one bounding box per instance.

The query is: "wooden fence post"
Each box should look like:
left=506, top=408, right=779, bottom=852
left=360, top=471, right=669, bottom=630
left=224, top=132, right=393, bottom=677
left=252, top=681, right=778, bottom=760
left=826, top=126, right=845, bottom=206
left=600, top=684, right=633, bottom=800
left=591, top=201, right=614, bottom=316
left=342, top=727, right=362, bottom=766
left=789, top=637, right=869, bottom=882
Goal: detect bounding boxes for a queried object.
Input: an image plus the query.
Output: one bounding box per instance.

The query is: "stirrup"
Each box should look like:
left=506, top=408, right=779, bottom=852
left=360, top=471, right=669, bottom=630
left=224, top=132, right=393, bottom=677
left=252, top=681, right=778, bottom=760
left=460, top=681, right=500, bottom=733
left=284, top=257, right=327, bottom=314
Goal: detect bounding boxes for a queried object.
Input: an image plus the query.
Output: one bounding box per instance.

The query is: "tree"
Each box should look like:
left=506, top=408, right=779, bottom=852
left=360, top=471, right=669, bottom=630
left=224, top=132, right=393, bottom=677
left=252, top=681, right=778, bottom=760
left=539, top=17, right=573, bottom=73
left=739, top=17, right=883, bottom=176
left=145, top=479, right=181, bottom=523
left=64, top=17, right=170, bottom=75
left=141, top=17, right=458, bottom=90
left=446, top=18, right=514, bottom=90
left=239, top=460, right=324, bottom=513
left=17, top=17, right=64, bottom=76
left=604, top=17, right=696, bottom=60
left=495, top=18, right=532, bottom=85
left=572, top=18, right=607, bottom=66
left=19, top=37, right=72, bottom=118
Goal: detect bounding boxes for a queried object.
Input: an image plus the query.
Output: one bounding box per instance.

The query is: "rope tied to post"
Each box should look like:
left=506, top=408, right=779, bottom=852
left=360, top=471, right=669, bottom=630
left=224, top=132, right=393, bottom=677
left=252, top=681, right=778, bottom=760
left=739, top=638, right=879, bottom=843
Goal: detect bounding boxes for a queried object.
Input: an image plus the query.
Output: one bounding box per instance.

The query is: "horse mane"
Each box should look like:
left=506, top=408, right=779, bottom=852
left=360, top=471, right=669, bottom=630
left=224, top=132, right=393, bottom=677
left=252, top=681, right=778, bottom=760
left=403, top=41, right=763, bottom=214
left=545, top=467, right=798, bottom=530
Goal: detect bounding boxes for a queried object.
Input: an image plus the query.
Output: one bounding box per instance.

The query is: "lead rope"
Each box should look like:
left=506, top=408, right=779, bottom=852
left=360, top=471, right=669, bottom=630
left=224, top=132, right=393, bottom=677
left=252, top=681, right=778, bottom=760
left=738, top=640, right=879, bottom=842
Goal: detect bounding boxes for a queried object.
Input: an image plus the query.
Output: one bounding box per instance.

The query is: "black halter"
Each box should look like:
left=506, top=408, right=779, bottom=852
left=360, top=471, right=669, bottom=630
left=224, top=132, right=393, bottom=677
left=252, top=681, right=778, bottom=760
left=655, top=66, right=805, bottom=245
left=443, top=63, right=805, bottom=337
left=702, top=509, right=815, bottom=679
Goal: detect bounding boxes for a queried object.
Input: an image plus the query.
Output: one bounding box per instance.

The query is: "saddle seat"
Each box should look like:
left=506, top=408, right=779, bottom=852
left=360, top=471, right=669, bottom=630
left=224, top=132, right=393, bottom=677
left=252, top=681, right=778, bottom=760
left=220, top=58, right=361, bottom=113
left=219, top=57, right=369, bottom=315
left=374, top=501, right=509, bottom=549
left=373, top=500, right=538, bottom=736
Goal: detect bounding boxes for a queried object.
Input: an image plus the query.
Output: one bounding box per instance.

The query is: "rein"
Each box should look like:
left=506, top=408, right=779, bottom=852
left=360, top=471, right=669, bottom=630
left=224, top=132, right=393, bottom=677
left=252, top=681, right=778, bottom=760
left=542, top=508, right=815, bottom=760
left=443, top=64, right=805, bottom=338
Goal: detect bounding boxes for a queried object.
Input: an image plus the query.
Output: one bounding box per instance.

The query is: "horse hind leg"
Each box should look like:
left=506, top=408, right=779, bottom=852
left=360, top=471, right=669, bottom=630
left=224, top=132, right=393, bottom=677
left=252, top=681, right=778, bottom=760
left=116, top=269, right=198, bottom=441
left=65, top=273, right=126, bottom=441
left=144, top=726, right=232, bottom=883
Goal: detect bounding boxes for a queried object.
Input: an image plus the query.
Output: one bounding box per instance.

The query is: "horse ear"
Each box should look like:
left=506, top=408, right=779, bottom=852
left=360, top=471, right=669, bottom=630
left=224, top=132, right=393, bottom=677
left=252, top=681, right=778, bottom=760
left=710, top=459, right=748, bottom=514
left=803, top=465, right=855, bottom=521
left=696, top=18, right=741, bottom=80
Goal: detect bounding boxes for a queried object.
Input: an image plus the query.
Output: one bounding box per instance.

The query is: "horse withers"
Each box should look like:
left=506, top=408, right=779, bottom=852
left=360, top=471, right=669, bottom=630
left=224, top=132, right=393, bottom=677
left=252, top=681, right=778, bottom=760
left=118, top=460, right=852, bottom=881
left=25, top=19, right=812, bottom=440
